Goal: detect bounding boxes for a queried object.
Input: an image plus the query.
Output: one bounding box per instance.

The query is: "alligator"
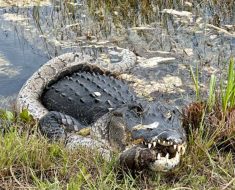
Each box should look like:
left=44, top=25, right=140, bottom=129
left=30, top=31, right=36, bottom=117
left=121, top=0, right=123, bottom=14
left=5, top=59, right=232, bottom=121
left=16, top=46, right=187, bottom=172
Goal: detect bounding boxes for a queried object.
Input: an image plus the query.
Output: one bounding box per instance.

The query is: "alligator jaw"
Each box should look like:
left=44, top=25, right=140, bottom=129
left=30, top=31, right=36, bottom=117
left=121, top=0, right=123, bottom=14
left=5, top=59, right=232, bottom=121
left=148, top=149, right=181, bottom=172
left=143, top=140, right=187, bottom=172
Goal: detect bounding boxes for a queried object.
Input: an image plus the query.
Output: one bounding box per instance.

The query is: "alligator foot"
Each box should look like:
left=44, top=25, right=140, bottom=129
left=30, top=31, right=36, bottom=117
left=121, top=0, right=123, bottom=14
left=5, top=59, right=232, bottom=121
left=39, top=111, right=86, bottom=139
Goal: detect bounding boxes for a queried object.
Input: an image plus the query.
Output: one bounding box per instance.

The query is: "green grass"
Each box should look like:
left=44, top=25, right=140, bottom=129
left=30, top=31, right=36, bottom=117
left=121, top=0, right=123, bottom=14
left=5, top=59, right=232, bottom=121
left=207, top=74, right=216, bottom=112
left=0, top=109, right=234, bottom=190
left=221, top=57, right=235, bottom=113
left=191, top=57, right=235, bottom=114
left=1, top=56, right=235, bottom=188
left=189, top=64, right=200, bottom=101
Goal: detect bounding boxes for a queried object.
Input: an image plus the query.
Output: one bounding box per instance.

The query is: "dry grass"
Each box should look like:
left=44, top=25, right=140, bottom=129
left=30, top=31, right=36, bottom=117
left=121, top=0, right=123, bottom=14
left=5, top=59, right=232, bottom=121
left=0, top=108, right=234, bottom=189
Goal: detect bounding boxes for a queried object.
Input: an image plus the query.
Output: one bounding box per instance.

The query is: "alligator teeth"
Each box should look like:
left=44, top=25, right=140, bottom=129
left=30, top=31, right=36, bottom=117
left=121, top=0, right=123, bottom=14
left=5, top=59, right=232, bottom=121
left=177, top=145, right=186, bottom=154
left=176, top=151, right=179, bottom=158
left=153, top=138, right=176, bottom=146
left=148, top=143, right=152, bottom=149
left=149, top=150, right=181, bottom=172
left=173, top=145, right=177, bottom=150
left=165, top=153, right=169, bottom=159
left=177, top=145, right=181, bottom=152
left=157, top=153, right=161, bottom=160
left=153, top=141, right=157, bottom=147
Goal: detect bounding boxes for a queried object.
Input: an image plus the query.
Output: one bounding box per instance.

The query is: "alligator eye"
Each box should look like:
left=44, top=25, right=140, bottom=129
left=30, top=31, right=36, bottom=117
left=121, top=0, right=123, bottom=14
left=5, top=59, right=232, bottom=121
left=129, top=104, right=144, bottom=115
left=136, top=106, right=142, bottom=112
left=135, top=106, right=144, bottom=116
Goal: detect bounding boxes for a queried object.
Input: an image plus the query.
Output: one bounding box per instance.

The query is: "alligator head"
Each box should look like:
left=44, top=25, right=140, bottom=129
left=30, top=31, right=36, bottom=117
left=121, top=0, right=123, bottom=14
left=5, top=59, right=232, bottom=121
left=91, top=102, right=187, bottom=172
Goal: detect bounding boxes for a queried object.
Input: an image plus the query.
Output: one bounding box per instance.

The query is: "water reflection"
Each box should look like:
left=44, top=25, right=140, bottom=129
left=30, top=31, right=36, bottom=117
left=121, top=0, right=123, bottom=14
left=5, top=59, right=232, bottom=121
left=0, top=6, right=48, bottom=101
left=0, top=26, right=48, bottom=96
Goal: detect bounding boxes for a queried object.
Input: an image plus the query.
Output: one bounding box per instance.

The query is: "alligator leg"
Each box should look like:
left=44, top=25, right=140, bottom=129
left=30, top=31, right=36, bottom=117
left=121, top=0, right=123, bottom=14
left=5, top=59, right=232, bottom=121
left=39, top=111, right=112, bottom=159
left=39, top=111, right=86, bottom=140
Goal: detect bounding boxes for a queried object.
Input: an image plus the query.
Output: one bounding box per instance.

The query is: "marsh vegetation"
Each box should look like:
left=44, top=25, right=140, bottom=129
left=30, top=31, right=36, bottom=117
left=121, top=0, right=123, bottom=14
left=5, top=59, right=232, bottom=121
left=0, top=0, right=235, bottom=189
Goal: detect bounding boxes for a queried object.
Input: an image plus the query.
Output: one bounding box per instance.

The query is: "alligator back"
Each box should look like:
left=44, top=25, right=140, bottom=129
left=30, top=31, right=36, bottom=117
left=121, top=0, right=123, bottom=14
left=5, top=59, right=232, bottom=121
left=16, top=46, right=136, bottom=120
left=42, top=68, right=137, bottom=125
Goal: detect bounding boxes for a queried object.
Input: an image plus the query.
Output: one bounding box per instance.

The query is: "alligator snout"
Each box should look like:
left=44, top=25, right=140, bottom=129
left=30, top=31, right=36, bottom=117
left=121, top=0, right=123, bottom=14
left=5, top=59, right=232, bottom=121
left=146, top=128, right=186, bottom=145
left=131, top=125, right=186, bottom=145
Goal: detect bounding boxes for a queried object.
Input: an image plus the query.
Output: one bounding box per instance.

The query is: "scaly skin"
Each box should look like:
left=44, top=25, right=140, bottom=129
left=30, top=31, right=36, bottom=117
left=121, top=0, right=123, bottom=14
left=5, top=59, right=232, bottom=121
left=16, top=46, right=187, bottom=172
left=16, top=46, right=136, bottom=119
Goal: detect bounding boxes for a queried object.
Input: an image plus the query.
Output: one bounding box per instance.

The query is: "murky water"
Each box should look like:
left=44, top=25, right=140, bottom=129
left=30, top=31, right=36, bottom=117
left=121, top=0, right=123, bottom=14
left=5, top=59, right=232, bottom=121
left=0, top=26, right=48, bottom=96
left=0, top=6, right=49, bottom=107
left=0, top=0, right=234, bottom=108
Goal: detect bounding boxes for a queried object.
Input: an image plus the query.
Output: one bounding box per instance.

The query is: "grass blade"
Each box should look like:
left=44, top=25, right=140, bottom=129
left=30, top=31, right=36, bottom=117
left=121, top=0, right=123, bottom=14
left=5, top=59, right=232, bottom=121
left=208, top=74, right=216, bottom=111
left=190, top=64, right=200, bottom=100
